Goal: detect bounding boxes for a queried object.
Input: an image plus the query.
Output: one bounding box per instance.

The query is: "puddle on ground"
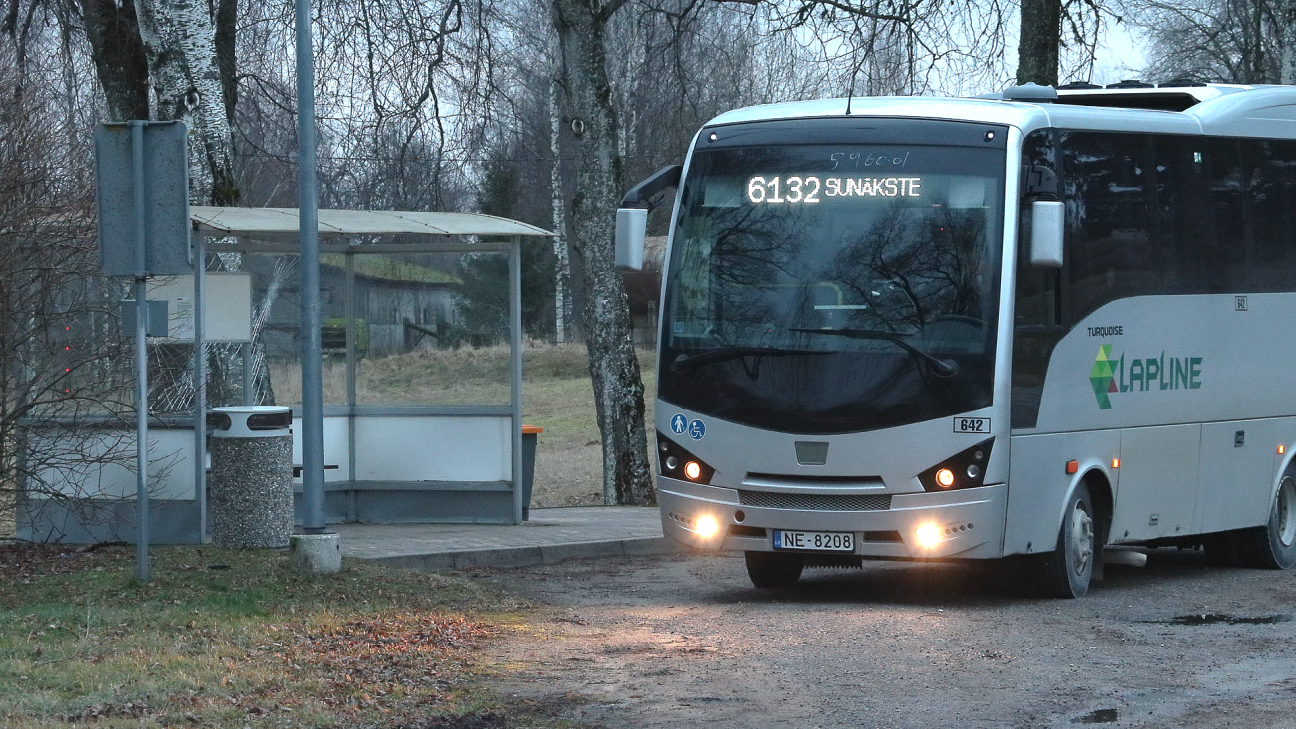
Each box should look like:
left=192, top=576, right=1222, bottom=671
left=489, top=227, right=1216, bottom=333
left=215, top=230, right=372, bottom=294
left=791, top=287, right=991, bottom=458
left=1071, top=708, right=1119, bottom=724
left=1145, top=613, right=1293, bottom=626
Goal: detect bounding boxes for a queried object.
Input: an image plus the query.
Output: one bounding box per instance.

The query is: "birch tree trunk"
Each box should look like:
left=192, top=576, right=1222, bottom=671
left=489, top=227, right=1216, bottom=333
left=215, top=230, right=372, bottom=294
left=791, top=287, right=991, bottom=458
left=551, top=0, right=654, bottom=505
left=133, top=0, right=238, bottom=205
left=1282, top=0, right=1296, bottom=84
left=1016, top=0, right=1060, bottom=86
left=550, top=78, right=570, bottom=345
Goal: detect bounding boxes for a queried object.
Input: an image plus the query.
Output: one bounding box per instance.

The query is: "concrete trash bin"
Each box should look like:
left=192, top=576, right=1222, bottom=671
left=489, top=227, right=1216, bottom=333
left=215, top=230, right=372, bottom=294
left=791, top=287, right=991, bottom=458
left=522, top=425, right=542, bottom=521
left=207, top=406, right=294, bottom=548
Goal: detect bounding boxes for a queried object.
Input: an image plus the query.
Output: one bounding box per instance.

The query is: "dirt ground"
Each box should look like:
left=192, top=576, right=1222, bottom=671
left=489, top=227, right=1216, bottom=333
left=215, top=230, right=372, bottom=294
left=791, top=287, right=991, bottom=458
left=482, top=548, right=1296, bottom=728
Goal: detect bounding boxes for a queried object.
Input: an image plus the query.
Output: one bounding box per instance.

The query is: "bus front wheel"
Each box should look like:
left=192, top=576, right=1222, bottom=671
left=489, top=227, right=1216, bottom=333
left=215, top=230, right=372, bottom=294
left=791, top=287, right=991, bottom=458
left=745, top=551, right=804, bottom=589
left=1038, top=483, right=1095, bottom=599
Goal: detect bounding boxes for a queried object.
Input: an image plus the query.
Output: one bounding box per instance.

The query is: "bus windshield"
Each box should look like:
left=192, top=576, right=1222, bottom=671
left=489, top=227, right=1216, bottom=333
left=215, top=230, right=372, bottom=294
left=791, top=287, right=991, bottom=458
left=659, top=135, right=1005, bottom=434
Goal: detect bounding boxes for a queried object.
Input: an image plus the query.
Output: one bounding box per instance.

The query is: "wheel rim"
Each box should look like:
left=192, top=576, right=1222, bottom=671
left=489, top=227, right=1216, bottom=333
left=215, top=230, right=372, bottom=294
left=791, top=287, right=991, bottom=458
left=1276, top=476, right=1296, bottom=548
left=1067, top=500, right=1094, bottom=576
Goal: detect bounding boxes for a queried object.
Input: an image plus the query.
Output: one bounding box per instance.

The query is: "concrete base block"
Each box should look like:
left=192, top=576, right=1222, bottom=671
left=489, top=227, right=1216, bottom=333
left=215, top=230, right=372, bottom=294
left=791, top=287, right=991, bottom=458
left=289, top=533, right=341, bottom=574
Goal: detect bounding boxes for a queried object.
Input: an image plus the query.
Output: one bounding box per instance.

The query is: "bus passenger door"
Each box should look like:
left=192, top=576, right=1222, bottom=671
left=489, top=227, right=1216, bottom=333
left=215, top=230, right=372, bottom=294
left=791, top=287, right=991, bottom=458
left=1109, top=424, right=1201, bottom=542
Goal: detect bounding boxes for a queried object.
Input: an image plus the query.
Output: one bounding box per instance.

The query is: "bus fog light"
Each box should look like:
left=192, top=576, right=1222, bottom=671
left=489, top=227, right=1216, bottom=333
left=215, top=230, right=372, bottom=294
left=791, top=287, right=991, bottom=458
left=684, top=461, right=702, bottom=480
left=966, top=464, right=981, bottom=479
left=665, top=456, right=678, bottom=471
left=695, top=515, right=720, bottom=538
left=915, top=523, right=942, bottom=548
left=936, top=468, right=955, bottom=488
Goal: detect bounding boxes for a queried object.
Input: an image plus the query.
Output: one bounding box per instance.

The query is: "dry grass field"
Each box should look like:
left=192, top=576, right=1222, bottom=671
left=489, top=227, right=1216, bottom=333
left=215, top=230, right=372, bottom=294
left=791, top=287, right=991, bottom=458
left=0, top=544, right=539, bottom=728
left=270, top=343, right=657, bottom=507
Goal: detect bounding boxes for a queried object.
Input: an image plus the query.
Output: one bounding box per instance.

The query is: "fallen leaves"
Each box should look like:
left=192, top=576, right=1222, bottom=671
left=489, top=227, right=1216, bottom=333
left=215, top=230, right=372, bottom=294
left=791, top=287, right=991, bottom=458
left=249, top=612, right=489, bottom=711
left=58, top=701, right=151, bottom=721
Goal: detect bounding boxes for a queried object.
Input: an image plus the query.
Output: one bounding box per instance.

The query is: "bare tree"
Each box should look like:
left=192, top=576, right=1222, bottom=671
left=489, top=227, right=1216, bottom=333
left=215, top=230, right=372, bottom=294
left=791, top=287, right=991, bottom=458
left=0, top=47, right=150, bottom=535
left=1128, top=0, right=1283, bottom=83
left=1284, top=0, right=1296, bottom=82
left=1017, top=0, right=1106, bottom=85
left=77, top=0, right=150, bottom=120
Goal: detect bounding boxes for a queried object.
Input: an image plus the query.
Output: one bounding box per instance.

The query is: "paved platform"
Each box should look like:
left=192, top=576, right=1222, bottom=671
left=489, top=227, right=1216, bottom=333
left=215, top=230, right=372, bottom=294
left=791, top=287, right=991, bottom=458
left=334, top=506, right=682, bottom=571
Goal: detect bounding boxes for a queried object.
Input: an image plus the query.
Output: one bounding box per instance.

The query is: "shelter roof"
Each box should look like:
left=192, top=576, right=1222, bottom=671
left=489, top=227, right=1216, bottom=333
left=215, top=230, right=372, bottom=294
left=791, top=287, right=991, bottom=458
left=190, top=206, right=554, bottom=239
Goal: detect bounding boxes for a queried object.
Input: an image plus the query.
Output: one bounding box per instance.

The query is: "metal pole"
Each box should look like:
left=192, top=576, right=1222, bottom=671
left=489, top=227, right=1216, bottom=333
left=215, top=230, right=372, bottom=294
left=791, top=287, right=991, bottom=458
left=193, top=231, right=207, bottom=542
left=134, top=281, right=149, bottom=578
left=131, top=122, right=150, bottom=582
left=241, top=341, right=252, bottom=406
left=345, top=250, right=356, bottom=495
left=510, top=239, right=523, bottom=525
left=296, top=0, right=325, bottom=532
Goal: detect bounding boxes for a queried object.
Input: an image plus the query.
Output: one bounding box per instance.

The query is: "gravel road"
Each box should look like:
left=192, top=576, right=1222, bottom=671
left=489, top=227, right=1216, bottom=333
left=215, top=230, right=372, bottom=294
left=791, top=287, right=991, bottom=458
left=485, top=549, right=1296, bottom=728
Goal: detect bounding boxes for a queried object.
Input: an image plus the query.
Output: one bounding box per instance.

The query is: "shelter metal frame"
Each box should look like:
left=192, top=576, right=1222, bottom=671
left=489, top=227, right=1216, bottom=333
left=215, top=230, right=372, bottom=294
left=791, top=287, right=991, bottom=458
left=188, top=208, right=553, bottom=530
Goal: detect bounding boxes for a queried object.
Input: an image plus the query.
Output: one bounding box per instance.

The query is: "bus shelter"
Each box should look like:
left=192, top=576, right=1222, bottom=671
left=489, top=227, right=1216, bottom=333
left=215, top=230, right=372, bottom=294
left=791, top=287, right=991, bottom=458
left=18, top=207, right=554, bottom=544
left=191, top=207, right=555, bottom=530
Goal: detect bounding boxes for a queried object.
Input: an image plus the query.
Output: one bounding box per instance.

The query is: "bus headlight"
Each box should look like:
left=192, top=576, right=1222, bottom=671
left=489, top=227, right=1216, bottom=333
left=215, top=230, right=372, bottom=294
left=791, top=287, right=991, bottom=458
left=656, top=431, right=715, bottom=484
left=918, top=438, right=995, bottom=492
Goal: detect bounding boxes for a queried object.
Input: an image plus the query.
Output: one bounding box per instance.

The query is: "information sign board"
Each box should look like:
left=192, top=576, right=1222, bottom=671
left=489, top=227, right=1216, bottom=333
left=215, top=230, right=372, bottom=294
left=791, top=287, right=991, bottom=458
left=94, top=121, right=192, bottom=276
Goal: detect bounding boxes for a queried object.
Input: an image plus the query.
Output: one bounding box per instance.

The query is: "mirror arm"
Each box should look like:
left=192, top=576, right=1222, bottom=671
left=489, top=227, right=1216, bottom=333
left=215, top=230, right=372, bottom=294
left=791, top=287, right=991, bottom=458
left=621, top=165, right=682, bottom=211
left=1024, top=164, right=1058, bottom=201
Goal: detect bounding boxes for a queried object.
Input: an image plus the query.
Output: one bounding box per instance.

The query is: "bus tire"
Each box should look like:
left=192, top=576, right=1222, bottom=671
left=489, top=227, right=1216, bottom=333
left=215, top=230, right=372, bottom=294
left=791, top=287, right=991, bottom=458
left=1237, top=465, right=1296, bottom=570
left=1038, top=483, right=1095, bottom=599
left=745, top=551, right=804, bottom=589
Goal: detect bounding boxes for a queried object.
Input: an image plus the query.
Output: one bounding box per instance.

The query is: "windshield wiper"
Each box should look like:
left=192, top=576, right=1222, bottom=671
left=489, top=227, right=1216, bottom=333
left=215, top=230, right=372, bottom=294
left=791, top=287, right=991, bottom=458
left=788, top=327, right=959, bottom=377
left=671, top=346, right=834, bottom=374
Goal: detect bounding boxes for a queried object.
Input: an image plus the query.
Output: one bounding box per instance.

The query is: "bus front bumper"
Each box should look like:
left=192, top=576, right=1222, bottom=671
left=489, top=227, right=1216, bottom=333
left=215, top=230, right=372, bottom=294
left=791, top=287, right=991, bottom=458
left=657, top=478, right=1007, bottom=560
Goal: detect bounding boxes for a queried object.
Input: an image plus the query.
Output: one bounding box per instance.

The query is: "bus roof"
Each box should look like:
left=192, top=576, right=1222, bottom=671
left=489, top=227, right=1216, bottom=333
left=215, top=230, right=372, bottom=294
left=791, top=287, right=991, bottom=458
left=702, top=84, right=1296, bottom=140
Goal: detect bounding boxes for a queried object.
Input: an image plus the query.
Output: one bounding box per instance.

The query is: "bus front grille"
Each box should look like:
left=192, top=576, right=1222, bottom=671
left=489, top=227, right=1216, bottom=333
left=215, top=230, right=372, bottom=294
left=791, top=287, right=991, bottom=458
left=737, top=490, right=892, bottom=511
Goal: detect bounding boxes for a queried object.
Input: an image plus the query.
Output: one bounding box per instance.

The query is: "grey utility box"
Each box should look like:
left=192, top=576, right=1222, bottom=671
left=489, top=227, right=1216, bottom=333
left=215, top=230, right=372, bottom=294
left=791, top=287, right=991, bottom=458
left=207, top=406, right=294, bottom=548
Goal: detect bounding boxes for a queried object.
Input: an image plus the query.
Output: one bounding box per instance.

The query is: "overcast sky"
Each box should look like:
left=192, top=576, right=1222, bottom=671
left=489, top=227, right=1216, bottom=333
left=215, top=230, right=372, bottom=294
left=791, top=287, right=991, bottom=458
left=1091, top=20, right=1151, bottom=84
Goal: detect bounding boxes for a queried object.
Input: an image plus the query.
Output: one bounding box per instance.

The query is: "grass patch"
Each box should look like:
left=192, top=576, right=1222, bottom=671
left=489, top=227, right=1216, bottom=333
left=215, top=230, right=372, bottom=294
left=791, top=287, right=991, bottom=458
left=0, top=543, right=543, bottom=728
left=525, top=359, right=656, bottom=507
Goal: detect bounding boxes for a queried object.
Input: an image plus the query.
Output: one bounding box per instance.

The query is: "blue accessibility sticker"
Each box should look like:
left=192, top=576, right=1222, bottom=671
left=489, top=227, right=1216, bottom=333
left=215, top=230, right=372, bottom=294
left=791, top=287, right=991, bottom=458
left=688, top=419, right=706, bottom=440
left=670, top=413, right=687, bottom=435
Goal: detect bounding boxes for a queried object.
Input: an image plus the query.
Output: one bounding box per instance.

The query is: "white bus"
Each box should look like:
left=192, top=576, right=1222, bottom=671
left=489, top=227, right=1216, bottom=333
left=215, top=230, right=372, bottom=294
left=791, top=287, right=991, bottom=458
left=616, top=82, right=1296, bottom=597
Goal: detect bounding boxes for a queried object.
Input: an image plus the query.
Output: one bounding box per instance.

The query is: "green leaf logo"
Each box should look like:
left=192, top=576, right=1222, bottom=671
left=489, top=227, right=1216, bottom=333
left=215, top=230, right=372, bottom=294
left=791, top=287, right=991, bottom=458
left=1089, top=344, right=1116, bottom=409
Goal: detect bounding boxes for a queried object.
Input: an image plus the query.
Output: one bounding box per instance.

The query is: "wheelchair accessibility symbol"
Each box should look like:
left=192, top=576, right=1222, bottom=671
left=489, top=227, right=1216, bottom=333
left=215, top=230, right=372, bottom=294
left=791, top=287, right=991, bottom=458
left=670, top=413, right=687, bottom=435
left=688, top=419, right=705, bottom=440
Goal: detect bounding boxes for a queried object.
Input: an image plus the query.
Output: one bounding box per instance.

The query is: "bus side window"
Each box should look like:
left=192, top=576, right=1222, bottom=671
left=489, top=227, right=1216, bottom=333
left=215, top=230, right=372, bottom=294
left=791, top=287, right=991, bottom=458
left=1245, top=139, right=1296, bottom=293
left=1012, top=130, right=1063, bottom=429
left=1156, top=135, right=1218, bottom=295
left=1061, top=131, right=1159, bottom=325
left=1204, top=138, right=1251, bottom=293
left=1015, top=130, right=1060, bottom=328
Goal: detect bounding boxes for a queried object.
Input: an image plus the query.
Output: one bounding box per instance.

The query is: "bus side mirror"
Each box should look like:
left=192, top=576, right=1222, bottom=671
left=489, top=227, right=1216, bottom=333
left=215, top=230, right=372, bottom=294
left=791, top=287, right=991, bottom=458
left=615, top=208, right=647, bottom=271
left=1030, top=200, right=1065, bottom=268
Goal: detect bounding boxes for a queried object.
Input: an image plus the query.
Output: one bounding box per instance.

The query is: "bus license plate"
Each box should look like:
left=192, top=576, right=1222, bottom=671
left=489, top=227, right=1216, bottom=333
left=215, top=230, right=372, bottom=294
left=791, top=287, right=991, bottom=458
left=772, top=530, right=854, bottom=552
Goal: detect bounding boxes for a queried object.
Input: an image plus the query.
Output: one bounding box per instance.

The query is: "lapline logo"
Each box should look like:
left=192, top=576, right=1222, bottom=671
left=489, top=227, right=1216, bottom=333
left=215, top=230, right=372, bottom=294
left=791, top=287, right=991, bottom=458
left=1089, top=344, right=1203, bottom=410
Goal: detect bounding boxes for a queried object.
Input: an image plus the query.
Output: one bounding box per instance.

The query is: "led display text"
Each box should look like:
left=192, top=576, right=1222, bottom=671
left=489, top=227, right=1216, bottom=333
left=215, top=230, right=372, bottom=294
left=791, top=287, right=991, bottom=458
left=746, top=175, right=922, bottom=204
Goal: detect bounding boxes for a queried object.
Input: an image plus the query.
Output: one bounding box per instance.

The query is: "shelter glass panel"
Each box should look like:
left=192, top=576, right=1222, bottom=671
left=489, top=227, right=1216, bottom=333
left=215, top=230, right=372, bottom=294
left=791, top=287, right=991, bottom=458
left=352, top=251, right=510, bottom=406
left=243, top=252, right=347, bottom=407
